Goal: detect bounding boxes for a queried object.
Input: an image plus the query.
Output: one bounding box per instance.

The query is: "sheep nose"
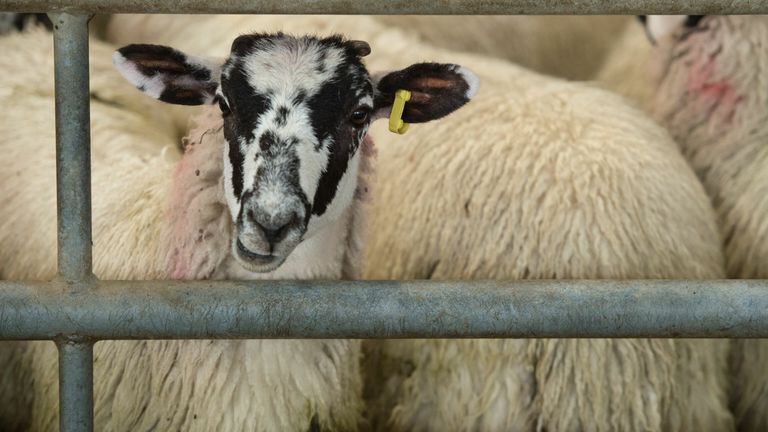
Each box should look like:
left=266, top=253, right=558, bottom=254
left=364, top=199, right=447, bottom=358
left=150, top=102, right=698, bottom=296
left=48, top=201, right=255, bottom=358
left=255, top=220, right=289, bottom=245
left=245, top=209, right=294, bottom=245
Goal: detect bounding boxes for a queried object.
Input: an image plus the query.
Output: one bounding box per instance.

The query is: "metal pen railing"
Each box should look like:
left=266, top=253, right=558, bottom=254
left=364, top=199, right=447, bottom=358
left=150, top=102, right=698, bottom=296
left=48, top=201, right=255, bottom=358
left=0, top=2, right=767, bottom=431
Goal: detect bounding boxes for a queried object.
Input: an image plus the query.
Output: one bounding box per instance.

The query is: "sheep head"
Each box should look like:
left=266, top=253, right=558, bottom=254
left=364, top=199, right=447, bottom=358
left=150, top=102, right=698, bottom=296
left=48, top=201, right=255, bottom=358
left=114, top=33, right=479, bottom=273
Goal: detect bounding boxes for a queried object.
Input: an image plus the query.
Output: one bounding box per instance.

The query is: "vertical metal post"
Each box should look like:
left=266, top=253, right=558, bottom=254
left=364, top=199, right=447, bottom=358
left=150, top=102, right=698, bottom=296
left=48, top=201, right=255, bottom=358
left=49, top=11, right=95, bottom=432
left=57, top=340, right=94, bottom=432
left=49, top=12, right=93, bottom=282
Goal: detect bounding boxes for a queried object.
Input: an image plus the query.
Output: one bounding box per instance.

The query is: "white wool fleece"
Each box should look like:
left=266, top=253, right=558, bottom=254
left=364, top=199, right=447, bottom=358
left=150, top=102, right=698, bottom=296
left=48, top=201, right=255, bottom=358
left=104, top=14, right=733, bottom=432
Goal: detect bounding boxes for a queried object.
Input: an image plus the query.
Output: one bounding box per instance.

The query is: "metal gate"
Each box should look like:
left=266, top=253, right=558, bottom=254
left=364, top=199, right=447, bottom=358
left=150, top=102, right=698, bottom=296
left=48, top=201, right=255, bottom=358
left=0, top=1, right=766, bottom=431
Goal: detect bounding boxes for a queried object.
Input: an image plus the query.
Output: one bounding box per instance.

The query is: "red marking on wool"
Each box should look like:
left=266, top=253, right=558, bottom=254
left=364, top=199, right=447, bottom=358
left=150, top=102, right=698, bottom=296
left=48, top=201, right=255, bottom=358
left=687, top=56, right=743, bottom=124
left=168, top=154, right=195, bottom=280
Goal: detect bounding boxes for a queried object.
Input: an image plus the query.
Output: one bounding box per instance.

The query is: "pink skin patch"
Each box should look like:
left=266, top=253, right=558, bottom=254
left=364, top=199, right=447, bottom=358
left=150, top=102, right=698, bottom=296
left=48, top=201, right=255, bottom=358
left=166, top=110, right=231, bottom=280
left=355, top=134, right=377, bottom=203
left=687, top=55, right=743, bottom=124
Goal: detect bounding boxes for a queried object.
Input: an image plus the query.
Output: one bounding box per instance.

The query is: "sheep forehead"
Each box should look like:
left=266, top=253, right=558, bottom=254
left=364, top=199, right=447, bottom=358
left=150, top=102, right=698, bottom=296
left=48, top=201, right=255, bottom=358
left=230, top=36, right=353, bottom=100
left=220, top=35, right=374, bottom=146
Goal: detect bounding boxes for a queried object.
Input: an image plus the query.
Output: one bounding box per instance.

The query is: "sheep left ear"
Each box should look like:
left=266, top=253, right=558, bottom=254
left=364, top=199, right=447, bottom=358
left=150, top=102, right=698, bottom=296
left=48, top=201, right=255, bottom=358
left=372, top=63, right=479, bottom=123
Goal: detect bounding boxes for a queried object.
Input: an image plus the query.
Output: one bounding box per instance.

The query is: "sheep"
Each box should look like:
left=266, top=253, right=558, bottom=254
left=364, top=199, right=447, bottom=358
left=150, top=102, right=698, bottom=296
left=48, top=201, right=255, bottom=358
left=372, top=15, right=631, bottom=80
left=0, top=28, right=476, bottom=431
left=103, top=14, right=734, bottom=431
left=612, top=15, right=768, bottom=432
left=360, top=63, right=733, bottom=432
left=593, top=18, right=655, bottom=108
left=0, top=13, right=51, bottom=35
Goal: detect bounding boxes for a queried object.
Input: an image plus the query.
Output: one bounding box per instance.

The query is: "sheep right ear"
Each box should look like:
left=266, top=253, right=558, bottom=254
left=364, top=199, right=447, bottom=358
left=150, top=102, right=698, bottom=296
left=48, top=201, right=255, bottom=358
left=113, top=44, right=221, bottom=106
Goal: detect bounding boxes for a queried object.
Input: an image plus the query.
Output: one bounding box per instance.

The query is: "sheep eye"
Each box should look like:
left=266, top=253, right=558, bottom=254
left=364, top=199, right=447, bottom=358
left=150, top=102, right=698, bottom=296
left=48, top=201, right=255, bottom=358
left=350, top=109, right=369, bottom=127
left=216, top=96, right=231, bottom=116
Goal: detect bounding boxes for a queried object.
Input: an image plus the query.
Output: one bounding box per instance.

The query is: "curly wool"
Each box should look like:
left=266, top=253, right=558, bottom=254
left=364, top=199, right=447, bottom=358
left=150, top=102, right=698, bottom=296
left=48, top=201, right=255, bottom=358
left=361, top=79, right=732, bottom=431
left=645, top=16, right=768, bottom=432
left=103, top=14, right=734, bottom=431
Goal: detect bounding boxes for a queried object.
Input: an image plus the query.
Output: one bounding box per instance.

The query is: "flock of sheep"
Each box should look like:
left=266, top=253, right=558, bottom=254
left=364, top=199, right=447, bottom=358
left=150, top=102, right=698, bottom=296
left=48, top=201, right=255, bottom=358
left=0, top=13, right=765, bottom=432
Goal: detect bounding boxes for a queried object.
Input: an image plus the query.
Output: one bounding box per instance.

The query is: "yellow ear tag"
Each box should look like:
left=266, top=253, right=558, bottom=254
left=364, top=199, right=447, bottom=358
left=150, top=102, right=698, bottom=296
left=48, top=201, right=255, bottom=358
left=388, top=89, right=411, bottom=134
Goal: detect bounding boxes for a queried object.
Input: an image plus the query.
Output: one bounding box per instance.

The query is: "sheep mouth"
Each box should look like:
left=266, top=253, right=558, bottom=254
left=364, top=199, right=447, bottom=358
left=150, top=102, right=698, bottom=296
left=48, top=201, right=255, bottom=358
left=233, top=238, right=286, bottom=272
left=236, top=239, right=273, bottom=261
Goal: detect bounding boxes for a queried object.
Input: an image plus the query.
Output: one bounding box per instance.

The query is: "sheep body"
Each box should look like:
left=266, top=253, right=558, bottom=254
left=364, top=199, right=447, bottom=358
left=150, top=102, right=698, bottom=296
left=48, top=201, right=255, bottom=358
left=373, top=15, right=630, bottom=80
left=104, top=14, right=734, bottom=431
left=643, top=16, right=768, bottom=432
left=361, top=75, right=731, bottom=432
left=0, top=29, right=366, bottom=431
left=594, top=20, right=655, bottom=108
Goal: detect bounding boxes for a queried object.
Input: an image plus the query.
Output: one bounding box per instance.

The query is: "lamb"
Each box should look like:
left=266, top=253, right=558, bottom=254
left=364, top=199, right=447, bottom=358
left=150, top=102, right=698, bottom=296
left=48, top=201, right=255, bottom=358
left=0, top=28, right=476, bottom=431
left=373, top=15, right=630, bottom=80
left=103, top=14, right=734, bottom=431
left=613, top=15, right=768, bottom=432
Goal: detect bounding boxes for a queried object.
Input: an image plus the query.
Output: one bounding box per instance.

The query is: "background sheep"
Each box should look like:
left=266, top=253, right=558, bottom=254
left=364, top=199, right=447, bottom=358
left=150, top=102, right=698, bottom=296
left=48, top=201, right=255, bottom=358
left=612, top=15, right=768, bottom=432
left=373, top=15, right=630, bottom=80
left=360, top=59, right=732, bottom=432
left=594, top=18, right=655, bottom=108
left=0, top=28, right=474, bottom=430
left=104, top=14, right=733, bottom=431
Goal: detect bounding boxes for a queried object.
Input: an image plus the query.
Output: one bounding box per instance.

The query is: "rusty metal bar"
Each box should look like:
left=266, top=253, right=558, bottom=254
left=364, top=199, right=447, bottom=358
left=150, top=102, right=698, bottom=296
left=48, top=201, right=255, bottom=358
left=0, top=0, right=766, bottom=15
left=50, top=11, right=93, bottom=283
left=0, top=279, right=766, bottom=339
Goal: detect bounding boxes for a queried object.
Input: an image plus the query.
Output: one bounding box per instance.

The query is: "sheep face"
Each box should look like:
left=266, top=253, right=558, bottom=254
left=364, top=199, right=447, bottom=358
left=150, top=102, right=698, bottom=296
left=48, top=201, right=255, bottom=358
left=114, top=33, right=479, bottom=272
left=641, top=16, right=768, bottom=161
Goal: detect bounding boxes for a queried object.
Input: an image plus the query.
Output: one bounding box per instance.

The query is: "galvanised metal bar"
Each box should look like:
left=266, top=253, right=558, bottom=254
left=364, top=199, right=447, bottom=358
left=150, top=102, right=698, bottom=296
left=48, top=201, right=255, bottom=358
left=50, top=11, right=93, bottom=283
left=57, top=340, right=94, bottom=432
left=1, top=0, right=767, bottom=14
left=49, top=12, right=95, bottom=432
left=0, top=279, right=767, bottom=339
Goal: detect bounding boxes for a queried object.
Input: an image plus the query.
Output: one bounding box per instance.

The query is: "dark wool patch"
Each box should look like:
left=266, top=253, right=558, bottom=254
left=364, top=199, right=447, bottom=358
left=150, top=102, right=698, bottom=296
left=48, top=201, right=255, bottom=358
left=224, top=125, right=245, bottom=200
left=221, top=64, right=272, bottom=144
left=275, top=106, right=290, bottom=127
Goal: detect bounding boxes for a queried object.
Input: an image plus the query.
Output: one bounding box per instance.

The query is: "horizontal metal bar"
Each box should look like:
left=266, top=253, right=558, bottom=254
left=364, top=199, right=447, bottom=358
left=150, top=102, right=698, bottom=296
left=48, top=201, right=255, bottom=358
left=57, top=340, right=94, bottom=432
left=50, top=11, right=94, bottom=283
left=0, top=0, right=765, bottom=14
left=0, top=279, right=766, bottom=339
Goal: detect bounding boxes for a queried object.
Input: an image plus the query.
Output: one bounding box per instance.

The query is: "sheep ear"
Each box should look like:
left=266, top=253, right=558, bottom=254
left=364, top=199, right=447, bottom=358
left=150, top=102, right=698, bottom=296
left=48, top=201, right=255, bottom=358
left=640, top=15, right=704, bottom=44
left=372, top=63, right=479, bottom=123
left=113, top=44, right=221, bottom=106
left=347, top=40, right=371, bottom=57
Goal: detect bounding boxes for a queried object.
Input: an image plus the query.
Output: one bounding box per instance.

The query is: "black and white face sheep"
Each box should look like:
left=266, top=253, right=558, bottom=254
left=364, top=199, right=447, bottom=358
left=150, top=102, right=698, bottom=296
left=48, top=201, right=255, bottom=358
left=113, top=33, right=479, bottom=273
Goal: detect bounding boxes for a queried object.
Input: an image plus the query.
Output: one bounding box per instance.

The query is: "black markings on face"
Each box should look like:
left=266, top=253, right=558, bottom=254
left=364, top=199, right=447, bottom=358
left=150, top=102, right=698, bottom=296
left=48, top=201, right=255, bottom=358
left=221, top=65, right=272, bottom=145
left=219, top=33, right=375, bottom=220
left=275, top=106, right=290, bottom=127
left=292, top=91, right=306, bottom=106
left=259, top=130, right=277, bottom=152
left=227, top=138, right=245, bottom=199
